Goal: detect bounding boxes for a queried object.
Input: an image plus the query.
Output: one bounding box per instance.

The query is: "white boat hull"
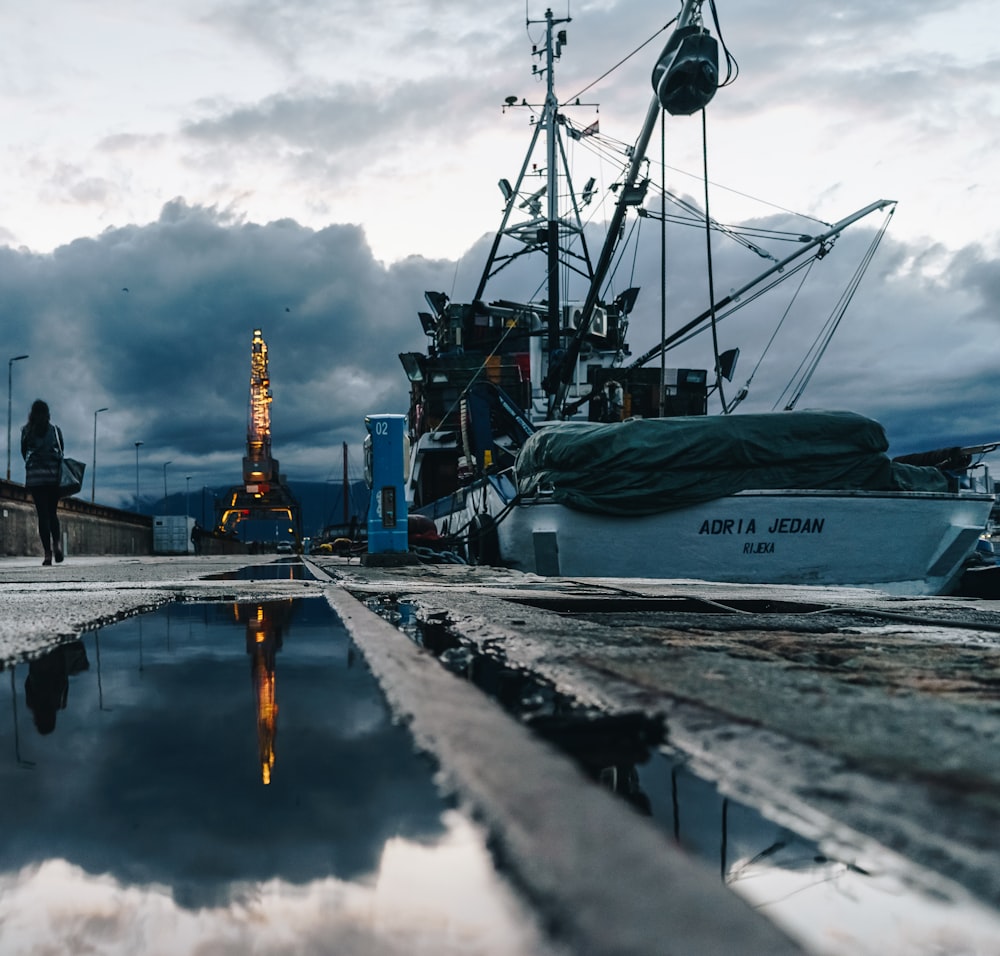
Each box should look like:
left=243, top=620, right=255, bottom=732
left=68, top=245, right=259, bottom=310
left=432, top=483, right=993, bottom=596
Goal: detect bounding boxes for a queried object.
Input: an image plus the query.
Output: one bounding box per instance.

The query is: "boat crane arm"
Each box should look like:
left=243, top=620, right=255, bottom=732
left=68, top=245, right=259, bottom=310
left=549, top=0, right=710, bottom=418
left=626, top=199, right=897, bottom=371
left=962, top=442, right=1000, bottom=457
left=559, top=199, right=896, bottom=417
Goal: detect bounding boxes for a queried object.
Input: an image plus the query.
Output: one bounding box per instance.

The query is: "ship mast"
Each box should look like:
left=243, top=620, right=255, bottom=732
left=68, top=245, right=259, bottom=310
left=470, top=9, right=592, bottom=364
left=541, top=9, right=567, bottom=365
left=550, top=0, right=712, bottom=418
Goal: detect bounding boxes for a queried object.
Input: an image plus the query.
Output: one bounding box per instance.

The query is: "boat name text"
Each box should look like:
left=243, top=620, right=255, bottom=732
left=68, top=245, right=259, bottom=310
left=697, top=517, right=825, bottom=536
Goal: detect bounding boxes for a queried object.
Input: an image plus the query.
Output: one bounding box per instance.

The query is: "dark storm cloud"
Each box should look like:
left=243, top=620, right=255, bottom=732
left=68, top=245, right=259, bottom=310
left=4, top=192, right=997, bottom=510
left=956, top=248, right=1000, bottom=317
left=0, top=201, right=457, bottom=505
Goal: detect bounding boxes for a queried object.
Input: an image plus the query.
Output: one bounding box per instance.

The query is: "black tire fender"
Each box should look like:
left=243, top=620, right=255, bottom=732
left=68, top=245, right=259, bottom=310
left=468, top=513, right=501, bottom=566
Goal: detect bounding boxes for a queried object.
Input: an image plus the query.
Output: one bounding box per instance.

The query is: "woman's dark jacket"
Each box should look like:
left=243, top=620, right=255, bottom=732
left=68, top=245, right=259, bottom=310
left=21, top=423, right=63, bottom=487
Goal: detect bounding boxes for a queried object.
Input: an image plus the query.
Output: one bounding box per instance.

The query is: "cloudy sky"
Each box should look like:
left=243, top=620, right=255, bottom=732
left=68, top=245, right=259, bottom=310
left=2, top=0, right=999, bottom=511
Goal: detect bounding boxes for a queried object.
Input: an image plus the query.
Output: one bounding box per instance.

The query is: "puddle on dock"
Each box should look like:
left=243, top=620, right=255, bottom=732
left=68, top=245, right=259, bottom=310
left=372, top=596, right=1000, bottom=956
left=0, top=598, right=559, bottom=956
left=200, top=557, right=316, bottom=581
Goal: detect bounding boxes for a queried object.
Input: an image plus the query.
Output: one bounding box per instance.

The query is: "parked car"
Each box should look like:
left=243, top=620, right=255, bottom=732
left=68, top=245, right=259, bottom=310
left=276, top=540, right=294, bottom=554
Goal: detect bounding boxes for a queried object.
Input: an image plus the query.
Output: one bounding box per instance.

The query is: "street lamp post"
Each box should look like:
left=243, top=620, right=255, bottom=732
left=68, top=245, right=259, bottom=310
left=134, top=441, right=144, bottom=512
left=91, top=407, right=109, bottom=502
left=6, top=354, right=29, bottom=481
left=185, top=476, right=191, bottom=519
left=163, top=461, right=172, bottom=512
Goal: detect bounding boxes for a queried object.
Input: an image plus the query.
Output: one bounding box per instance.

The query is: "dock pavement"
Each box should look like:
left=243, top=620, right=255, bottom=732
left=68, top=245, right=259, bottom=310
left=3, top=552, right=1000, bottom=954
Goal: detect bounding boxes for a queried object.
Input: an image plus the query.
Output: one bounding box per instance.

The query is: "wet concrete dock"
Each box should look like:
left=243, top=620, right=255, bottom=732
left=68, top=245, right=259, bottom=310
left=2, top=553, right=1000, bottom=954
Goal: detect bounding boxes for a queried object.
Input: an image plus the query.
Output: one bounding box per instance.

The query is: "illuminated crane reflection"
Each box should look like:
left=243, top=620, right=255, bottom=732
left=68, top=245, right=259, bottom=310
left=233, top=599, right=293, bottom=785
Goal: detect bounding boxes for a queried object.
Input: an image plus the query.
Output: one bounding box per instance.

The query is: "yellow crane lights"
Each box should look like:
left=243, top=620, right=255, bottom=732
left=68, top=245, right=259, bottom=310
left=244, top=328, right=275, bottom=488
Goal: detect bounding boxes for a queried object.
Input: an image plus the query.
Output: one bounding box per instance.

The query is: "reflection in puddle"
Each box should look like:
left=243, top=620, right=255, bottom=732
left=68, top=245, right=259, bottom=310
left=200, top=558, right=315, bottom=581
left=636, top=752, right=1000, bottom=955
left=373, top=597, right=1000, bottom=956
left=0, top=599, right=559, bottom=955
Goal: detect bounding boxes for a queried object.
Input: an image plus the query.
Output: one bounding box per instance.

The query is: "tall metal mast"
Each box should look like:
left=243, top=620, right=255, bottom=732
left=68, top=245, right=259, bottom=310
left=541, top=9, right=567, bottom=364
left=471, top=9, right=580, bottom=349
left=550, top=0, right=710, bottom=417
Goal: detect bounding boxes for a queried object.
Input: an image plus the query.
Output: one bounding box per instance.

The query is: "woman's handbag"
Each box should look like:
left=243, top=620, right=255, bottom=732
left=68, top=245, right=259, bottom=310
left=59, top=457, right=86, bottom=498
left=53, top=427, right=86, bottom=498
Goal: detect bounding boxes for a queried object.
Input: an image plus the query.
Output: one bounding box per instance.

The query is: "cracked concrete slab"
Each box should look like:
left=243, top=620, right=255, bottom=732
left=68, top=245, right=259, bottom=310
left=316, top=557, right=1000, bottom=916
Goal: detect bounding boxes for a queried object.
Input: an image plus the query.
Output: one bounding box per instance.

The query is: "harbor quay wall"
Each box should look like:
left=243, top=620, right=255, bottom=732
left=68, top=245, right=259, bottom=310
left=1, top=479, right=152, bottom=557
left=1, top=480, right=248, bottom=557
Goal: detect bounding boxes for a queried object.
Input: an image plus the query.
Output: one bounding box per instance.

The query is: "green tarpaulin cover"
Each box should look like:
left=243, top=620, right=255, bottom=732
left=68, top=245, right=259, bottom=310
left=514, top=410, right=948, bottom=515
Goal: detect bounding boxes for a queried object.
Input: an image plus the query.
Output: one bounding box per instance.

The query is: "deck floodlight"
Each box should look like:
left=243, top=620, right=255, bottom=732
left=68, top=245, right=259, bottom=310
left=423, top=291, right=448, bottom=317
left=498, top=178, right=514, bottom=201
left=614, top=287, right=641, bottom=315
left=718, top=347, right=740, bottom=382
left=399, top=352, right=426, bottom=382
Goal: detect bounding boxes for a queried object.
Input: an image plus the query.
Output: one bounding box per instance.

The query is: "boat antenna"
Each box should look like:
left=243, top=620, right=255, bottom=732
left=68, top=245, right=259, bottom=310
left=474, top=7, right=576, bottom=337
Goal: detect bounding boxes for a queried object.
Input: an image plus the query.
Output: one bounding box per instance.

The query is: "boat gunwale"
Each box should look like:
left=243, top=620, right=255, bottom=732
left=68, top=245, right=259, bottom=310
left=515, top=487, right=995, bottom=505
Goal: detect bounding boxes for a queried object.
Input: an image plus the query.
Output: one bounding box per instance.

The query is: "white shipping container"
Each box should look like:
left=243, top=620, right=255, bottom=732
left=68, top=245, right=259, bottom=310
left=153, top=515, right=195, bottom=554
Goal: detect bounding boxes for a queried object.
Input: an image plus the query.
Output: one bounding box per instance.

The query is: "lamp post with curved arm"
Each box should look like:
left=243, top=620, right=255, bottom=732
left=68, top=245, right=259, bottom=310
left=6, top=354, right=28, bottom=481
left=134, top=441, right=144, bottom=511
left=91, top=407, right=109, bottom=502
left=163, top=461, right=172, bottom=512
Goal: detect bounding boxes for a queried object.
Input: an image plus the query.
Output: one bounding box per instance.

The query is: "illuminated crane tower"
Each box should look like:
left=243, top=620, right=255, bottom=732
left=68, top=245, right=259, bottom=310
left=216, top=329, right=302, bottom=543
left=245, top=329, right=274, bottom=489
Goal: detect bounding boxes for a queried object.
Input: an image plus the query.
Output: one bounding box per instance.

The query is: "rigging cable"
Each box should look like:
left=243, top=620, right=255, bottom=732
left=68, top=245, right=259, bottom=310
left=700, top=107, right=727, bottom=412
left=660, top=108, right=667, bottom=416
left=727, top=257, right=817, bottom=412
left=565, top=17, right=678, bottom=104
left=705, top=0, right=739, bottom=89
left=776, top=208, right=895, bottom=410
left=655, top=256, right=818, bottom=353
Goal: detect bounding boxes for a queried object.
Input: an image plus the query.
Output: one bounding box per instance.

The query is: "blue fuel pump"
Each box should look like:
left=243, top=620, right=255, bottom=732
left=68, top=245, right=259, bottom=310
left=364, top=414, right=409, bottom=554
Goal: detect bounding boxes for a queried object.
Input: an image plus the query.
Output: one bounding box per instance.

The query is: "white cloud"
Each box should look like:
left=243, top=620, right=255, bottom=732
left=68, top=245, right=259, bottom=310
left=0, top=812, right=552, bottom=955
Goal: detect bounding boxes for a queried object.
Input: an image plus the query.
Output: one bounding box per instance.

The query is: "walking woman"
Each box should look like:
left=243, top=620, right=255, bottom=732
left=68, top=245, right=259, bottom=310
left=20, top=399, right=65, bottom=565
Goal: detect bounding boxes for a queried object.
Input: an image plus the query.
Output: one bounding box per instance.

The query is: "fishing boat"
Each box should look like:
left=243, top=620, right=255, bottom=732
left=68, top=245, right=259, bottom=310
left=398, top=1, right=994, bottom=595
